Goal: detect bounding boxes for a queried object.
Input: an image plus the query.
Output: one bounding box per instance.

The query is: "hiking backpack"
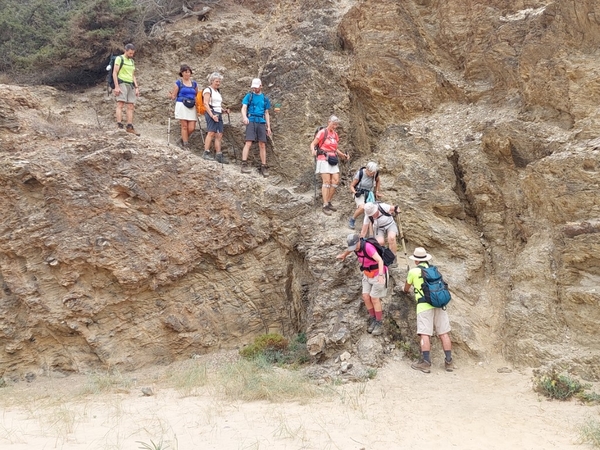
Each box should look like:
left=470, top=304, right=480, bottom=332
left=417, top=265, right=452, bottom=308
left=357, top=237, right=396, bottom=270
left=196, top=86, right=212, bottom=114
left=314, top=126, right=328, bottom=155
left=106, top=55, right=124, bottom=90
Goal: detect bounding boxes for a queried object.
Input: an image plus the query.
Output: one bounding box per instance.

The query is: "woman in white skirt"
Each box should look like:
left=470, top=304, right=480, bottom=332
left=169, top=64, right=198, bottom=148
left=310, top=115, right=349, bottom=215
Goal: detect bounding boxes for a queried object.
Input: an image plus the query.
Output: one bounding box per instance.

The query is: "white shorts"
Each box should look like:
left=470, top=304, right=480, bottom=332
left=315, top=159, right=340, bottom=174
left=355, top=193, right=366, bottom=207
left=174, top=101, right=198, bottom=121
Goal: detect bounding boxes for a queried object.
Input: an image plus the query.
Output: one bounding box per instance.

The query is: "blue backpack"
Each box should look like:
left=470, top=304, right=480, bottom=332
left=417, top=265, right=451, bottom=308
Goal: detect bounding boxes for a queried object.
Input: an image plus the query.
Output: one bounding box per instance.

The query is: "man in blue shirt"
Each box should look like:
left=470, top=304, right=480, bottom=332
left=241, top=78, right=272, bottom=177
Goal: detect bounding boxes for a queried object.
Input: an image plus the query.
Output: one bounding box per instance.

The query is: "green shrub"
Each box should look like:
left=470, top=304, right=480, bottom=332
left=533, top=370, right=588, bottom=400
left=240, top=333, right=289, bottom=360
left=239, top=333, right=310, bottom=367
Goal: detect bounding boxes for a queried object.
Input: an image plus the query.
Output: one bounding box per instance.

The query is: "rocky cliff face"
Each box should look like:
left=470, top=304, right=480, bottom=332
left=1, top=0, right=600, bottom=380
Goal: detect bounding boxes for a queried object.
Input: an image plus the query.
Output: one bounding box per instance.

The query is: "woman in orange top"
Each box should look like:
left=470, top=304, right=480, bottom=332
left=310, top=115, right=349, bottom=215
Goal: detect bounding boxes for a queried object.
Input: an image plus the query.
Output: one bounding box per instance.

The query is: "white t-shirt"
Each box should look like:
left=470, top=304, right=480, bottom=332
left=203, top=87, right=223, bottom=113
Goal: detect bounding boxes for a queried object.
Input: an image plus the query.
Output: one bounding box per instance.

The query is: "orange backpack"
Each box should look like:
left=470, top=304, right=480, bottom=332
left=196, top=87, right=212, bottom=114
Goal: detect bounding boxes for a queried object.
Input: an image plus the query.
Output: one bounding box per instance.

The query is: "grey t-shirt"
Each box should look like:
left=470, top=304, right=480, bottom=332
left=353, top=168, right=376, bottom=192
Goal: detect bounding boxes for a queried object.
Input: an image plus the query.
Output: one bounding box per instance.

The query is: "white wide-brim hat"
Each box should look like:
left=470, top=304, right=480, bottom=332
left=409, top=247, right=432, bottom=261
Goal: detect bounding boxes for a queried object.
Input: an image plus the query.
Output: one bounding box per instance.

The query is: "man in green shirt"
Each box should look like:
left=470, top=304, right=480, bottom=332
left=403, top=247, right=454, bottom=373
left=112, top=43, right=140, bottom=136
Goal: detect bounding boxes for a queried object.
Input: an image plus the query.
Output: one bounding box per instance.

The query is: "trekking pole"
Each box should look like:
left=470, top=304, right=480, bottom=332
left=314, top=156, right=318, bottom=204
left=167, top=102, right=172, bottom=147
left=395, top=212, right=410, bottom=272
left=197, top=117, right=205, bottom=144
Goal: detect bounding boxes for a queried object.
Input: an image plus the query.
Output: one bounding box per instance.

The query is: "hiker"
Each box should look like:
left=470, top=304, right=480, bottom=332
left=310, top=115, right=349, bottom=215
left=202, top=72, right=230, bottom=164
left=337, top=234, right=388, bottom=336
left=403, top=247, right=454, bottom=373
left=348, top=162, right=381, bottom=228
left=360, top=202, right=399, bottom=256
left=241, top=78, right=271, bottom=176
left=112, top=43, right=140, bottom=136
left=169, top=64, right=197, bottom=149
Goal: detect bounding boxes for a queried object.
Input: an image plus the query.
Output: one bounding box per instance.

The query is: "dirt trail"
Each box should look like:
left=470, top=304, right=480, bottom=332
left=0, top=353, right=597, bottom=450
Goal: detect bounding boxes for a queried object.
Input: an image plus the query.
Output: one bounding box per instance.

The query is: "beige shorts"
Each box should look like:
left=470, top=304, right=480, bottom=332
left=116, top=82, right=137, bottom=104
left=361, top=272, right=388, bottom=299
left=416, top=307, right=451, bottom=336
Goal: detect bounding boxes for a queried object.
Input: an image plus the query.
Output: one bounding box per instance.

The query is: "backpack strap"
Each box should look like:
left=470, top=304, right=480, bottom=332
left=247, top=92, right=266, bottom=119
left=356, top=239, right=379, bottom=271
left=416, top=262, right=431, bottom=301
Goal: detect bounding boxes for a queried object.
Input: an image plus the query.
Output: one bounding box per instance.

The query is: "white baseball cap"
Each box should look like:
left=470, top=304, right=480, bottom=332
left=251, top=78, right=262, bottom=88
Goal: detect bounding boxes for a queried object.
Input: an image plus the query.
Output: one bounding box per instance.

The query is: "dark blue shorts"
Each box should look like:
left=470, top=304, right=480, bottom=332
left=205, top=111, right=223, bottom=133
left=244, top=121, right=267, bottom=143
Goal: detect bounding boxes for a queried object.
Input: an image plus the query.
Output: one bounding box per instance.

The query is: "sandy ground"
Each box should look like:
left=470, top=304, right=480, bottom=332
left=0, top=352, right=598, bottom=450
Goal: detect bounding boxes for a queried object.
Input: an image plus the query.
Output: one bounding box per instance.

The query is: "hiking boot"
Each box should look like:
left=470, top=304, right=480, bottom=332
left=348, top=217, right=356, bottom=229
left=326, top=202, right=337, bottom=211
left=125, top=124, right=140, bottom=136
left=367, top=317, right=376, bottom=333
left=322, top=205, right=332, bottom=215
left=445, top=358, right=455, bottom=372
left=260, top=164, right=269, bottom=177
left=241, top=161, right=251, bottom=173
left=371, top=320, right=383, bottom=336
left=117, top=122, right=124, bottom=130
left=215, top=153, right=230, bottom=164
left=411, top=360, right=431, bottom=373
left=202, top=151, right=214, bottom=161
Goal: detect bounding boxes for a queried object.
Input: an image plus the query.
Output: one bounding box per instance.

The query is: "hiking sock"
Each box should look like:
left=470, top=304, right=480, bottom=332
left=367, top=308, right=375, bottom=318
left=374, top=310, right=382, bottom=321
left=422, top=351, right=431, bottom=363
left=444, top=350, right=452, bottom=362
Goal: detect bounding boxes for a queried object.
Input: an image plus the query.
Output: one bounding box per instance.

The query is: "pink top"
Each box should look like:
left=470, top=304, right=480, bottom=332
left=356, top=241, right=388, bottom=277
left=315, top=128, right=339, bottom=161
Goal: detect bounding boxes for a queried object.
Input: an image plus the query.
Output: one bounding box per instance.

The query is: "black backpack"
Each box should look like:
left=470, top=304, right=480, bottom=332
left=417, top=264, right=452, bottom=308
left=106, top=54, right=124, bottom=90
left=357, top=238, right=396, bottom=271
left=314, top=126, right=328, bottom=155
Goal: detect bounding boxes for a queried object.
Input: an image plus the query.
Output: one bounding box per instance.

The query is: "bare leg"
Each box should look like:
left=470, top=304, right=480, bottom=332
left=353, top=204, right=365, bottom=220
left=215, top=133, right=223, bottom=154
left=419, top=334, right=432, bottom=352
left=187, top=120, right=195, bottom=137
left=116, top=101, right=124, bottom=124
left=258, top=141, right=267, bottom=164
left=126, top=103, right=134, bottom=125
left=242, top=141, right=252, bottom=160
left=180, top=120, right=189, bottom=142
left=321, top=174, right=332, bottom=206
left=439, top=332, right=452, bottom=351
left=387, top=231, right=398, bottom=254
left=205, top=131, right=215, bottom=151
